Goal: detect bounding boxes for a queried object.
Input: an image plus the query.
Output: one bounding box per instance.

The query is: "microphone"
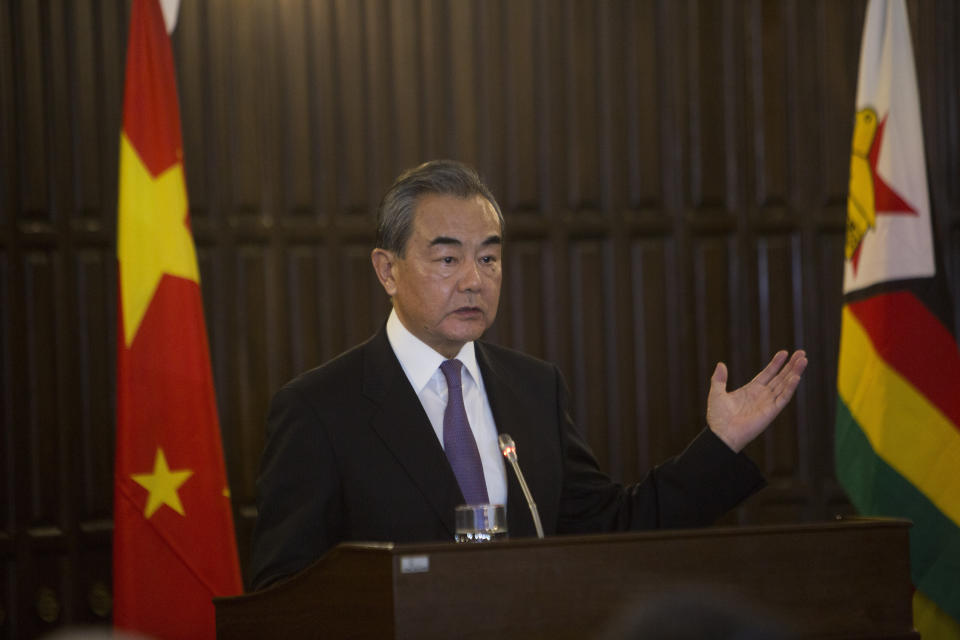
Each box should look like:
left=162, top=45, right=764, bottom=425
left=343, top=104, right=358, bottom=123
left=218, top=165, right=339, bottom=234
left=498, top=433, right=544, bottom=539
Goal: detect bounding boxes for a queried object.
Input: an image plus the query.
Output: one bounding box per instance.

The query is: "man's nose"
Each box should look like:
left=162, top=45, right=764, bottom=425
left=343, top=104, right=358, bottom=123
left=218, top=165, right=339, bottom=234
left=458, top=259, right=482, bottom=291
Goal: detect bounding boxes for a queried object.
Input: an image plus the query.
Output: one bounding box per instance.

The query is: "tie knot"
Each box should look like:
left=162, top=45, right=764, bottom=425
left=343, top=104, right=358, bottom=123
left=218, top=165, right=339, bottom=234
left=440, top=359, right=463, bottom=390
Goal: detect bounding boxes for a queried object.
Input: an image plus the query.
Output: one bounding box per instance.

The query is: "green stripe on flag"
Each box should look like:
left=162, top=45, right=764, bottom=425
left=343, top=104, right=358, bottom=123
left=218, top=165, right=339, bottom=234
left=836, top=398, right=960, bottom=622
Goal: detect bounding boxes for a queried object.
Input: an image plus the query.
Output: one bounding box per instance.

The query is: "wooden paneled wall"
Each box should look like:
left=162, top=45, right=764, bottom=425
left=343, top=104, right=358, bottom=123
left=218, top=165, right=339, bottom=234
left=2, top=0, right=959, bottom=636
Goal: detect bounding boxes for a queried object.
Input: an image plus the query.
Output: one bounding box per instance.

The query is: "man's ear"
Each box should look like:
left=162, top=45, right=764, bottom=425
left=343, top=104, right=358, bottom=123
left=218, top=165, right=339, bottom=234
left=371, top=248, right=398, bottom=296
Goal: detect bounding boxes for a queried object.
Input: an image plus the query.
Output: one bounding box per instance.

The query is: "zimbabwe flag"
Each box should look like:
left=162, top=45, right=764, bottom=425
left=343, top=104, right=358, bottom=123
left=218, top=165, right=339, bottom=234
left=114, top=0, right=243, bottom=637
left=836, top=2, right=960, bottom=638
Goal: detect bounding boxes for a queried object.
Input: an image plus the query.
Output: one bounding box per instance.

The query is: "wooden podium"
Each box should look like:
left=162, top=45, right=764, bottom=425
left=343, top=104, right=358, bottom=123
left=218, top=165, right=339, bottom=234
left=215, top=518, right=916, bottom=639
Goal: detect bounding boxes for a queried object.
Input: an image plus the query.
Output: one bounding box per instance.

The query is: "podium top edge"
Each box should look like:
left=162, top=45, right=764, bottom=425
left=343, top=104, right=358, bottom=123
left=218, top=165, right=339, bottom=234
left=335, top=516, right=912, bottom=555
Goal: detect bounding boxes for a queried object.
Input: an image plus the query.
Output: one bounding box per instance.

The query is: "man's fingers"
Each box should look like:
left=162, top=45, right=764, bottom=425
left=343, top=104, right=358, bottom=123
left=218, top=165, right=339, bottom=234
left=711, top=362, right=728, bottom=392
left=785, top=349, right=807, bottom=369
left=771, top=352, right=808, bottom=399
left=752, top=350, right=790, bottom=386
left=774, top=373, right=803, bottom=409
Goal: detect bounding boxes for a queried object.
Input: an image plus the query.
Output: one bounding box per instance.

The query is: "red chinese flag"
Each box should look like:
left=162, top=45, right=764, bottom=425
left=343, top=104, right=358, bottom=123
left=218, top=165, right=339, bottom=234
left=114, top=0, right=243, bottom=637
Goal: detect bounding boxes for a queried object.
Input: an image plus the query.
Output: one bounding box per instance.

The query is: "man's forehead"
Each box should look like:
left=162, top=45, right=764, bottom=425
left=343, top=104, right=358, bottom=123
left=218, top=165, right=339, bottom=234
left=411, top=193, right=501, bottom=237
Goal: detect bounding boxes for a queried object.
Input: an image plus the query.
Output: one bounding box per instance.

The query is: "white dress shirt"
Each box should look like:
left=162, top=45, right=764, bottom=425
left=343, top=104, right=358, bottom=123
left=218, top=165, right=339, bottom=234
left=386, top=309, right=507, bottom=506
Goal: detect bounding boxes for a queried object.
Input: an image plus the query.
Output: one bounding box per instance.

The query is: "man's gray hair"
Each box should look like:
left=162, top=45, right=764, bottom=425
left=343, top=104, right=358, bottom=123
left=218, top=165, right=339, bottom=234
left=375, top=159, right=505, bottom=256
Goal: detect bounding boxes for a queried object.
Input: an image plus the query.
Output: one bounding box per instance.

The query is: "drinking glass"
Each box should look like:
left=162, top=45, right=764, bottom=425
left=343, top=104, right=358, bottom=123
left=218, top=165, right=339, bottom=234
left=454, top=504, right=507, bottom=542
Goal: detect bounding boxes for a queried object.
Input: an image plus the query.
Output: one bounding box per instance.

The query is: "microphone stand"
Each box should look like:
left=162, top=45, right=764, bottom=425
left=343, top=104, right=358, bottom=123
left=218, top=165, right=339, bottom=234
left=498, top=434, right=544, bottom=539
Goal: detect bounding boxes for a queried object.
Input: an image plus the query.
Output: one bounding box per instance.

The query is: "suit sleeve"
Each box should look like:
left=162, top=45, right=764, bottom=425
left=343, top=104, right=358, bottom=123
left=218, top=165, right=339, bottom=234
left=553, top=365, right=766, bottom=534
left=247, top=386, right=343, bottom=591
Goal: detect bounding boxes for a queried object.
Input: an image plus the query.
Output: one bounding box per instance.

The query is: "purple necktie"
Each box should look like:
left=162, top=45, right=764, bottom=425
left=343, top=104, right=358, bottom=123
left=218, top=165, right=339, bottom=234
left=440, top=359, right=489, bottom=504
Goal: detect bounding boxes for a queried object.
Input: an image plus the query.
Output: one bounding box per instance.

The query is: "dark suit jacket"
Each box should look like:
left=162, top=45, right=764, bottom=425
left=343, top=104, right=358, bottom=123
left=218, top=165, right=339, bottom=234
left=248, top=327, right=765, bottom=591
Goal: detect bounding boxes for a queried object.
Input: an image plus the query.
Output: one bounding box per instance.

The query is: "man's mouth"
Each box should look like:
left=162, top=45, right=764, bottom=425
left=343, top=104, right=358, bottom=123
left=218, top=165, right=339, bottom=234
left=452, top=306, right=482, bottom=317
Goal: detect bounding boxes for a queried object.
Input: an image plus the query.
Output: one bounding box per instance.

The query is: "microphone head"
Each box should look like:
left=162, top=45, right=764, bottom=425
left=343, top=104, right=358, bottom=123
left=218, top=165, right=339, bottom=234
left=498, top=433, right=517, bottom=462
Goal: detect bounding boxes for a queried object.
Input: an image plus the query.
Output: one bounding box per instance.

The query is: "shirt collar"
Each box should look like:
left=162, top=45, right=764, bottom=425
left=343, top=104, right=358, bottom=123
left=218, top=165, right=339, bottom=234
left=386, top=308, right=483, bottom=393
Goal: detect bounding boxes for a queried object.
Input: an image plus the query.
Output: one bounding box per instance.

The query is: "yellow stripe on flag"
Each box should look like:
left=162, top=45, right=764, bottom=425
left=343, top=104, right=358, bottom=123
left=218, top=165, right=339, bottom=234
left=914, top=590, right=960, bottom=640
left=838, top=306, right=960, bottom=529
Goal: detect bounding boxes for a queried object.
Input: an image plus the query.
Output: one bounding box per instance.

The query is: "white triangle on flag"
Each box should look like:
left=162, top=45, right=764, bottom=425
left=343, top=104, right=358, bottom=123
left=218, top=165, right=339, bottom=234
left=843, top=0, right=935, bottom=294
left=159, top=0, right=181, bottom=34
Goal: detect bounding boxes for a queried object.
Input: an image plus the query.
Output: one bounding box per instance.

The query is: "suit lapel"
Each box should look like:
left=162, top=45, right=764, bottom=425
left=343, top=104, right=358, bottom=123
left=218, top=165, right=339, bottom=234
left=476, top=344, right=544, bottom=538
left=362, top=327, right=463, bottom=537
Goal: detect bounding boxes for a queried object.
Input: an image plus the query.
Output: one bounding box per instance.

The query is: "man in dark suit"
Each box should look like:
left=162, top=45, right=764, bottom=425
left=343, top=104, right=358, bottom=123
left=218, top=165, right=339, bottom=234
left=248, top=160, right=807, bottom=591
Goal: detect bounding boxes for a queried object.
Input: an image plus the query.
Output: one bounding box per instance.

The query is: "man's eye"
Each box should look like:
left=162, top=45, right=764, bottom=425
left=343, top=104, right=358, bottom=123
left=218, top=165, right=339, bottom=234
left=441, top=256, right=455, bottom=264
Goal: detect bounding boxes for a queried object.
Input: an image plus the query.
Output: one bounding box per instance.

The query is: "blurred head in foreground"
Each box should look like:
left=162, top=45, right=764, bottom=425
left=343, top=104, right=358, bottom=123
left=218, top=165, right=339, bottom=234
left=599, top=587, right=791, bottom=640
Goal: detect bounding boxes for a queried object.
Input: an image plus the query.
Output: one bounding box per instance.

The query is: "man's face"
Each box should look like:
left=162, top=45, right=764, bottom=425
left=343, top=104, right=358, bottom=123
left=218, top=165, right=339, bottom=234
left=372, top=193, right=502, bottom=358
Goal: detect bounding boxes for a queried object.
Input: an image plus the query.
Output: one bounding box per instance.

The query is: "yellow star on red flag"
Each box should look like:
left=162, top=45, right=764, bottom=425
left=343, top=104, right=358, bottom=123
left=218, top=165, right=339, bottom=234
left=131, top=448, right=194, bottom=519
left=117, top=133, right=199, bottom=347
